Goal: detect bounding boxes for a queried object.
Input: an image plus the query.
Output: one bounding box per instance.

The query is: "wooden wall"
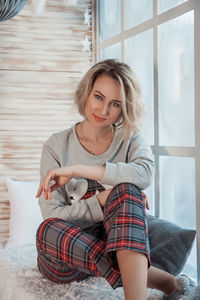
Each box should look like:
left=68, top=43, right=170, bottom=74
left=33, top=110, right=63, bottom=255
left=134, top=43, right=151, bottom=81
left=0, top=0, right=94, bottom=244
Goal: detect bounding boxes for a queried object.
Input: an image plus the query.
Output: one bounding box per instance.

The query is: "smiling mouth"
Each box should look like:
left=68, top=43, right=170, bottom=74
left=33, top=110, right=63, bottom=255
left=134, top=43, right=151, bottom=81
left=93, top=114, right=106, bottom=122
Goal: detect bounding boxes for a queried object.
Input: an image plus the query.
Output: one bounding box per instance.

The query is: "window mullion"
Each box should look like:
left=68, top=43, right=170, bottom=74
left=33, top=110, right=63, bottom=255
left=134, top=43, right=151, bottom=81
left=121, top=0, right=124, bottom=61
left=153, top=0, right=160, bottom=217
left=194, top=0, right=200, bottom=284
left=95, top=0, right=99, bottom=62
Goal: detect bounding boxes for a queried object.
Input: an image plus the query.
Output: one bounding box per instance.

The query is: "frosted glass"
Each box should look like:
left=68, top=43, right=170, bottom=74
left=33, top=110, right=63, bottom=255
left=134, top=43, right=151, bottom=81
left=158, top=11, right=194, bottom=146
left=100, top=43, right=121, bottom=61
left=125, top=30, right=154, bottom=145
left=160, top=156, right=195, bottom=229
left=182, top=238, right=197, bottom=282
left=158, top=0, right=188, bottom=14
left=160, top=156, right=196, bottom=280
left=99, top=0, right=121, bottom=41
left=125, top=0, right=153, bottom=29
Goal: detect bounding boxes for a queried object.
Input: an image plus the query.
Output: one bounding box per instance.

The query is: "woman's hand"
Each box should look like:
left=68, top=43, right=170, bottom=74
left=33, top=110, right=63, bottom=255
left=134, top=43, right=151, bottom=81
left=97, top=188, right=112, bottom=207
left=36, top=164, right=106, bottom=200
left=141, top=191, right=150, bottom=210
left=36, top=166, right=75, bottom=200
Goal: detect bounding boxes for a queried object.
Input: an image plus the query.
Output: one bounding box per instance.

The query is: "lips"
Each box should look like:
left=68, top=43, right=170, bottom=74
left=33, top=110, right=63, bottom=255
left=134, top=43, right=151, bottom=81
left=93, top=114, right=106, bottom=122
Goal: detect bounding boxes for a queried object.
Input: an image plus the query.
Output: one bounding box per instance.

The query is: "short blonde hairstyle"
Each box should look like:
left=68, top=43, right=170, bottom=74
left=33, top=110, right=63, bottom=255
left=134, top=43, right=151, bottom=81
left=74, top=59, right=145, bottom=136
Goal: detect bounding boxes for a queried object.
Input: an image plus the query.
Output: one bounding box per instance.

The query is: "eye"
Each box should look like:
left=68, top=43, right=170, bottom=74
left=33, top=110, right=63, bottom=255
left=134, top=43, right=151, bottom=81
left=95, top=94, right=103, bottom=101
left=112, top=101, right=120, bottom=108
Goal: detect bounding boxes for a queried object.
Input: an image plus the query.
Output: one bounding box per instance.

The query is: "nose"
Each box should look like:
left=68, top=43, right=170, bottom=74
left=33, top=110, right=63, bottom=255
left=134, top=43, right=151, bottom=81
left=100, top=103, right=109, bottom=116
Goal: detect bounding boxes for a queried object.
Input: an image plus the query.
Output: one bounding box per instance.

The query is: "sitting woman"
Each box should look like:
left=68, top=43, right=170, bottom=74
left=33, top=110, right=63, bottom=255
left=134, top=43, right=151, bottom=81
left=36, top=59, right=193, bottom=300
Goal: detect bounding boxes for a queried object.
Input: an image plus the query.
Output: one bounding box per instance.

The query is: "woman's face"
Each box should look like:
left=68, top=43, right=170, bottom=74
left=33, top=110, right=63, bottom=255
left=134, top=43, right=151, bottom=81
left=84, top=74, right=123, bottom=129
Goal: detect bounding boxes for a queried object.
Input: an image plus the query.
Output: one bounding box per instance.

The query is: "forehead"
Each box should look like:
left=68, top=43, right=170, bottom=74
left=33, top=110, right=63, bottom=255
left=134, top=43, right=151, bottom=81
left=92, top=74, right=121, bottom=95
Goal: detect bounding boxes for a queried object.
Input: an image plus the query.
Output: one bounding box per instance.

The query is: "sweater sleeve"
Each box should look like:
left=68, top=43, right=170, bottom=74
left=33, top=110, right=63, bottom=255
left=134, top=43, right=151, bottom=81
left=102, top=133, right=154, bottom=190
left=39, top=140, right=104, bottom=228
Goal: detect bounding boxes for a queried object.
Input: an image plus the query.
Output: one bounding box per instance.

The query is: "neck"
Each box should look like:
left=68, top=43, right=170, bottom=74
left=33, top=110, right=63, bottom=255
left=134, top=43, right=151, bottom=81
left=81, top=119, right=113, bottom=143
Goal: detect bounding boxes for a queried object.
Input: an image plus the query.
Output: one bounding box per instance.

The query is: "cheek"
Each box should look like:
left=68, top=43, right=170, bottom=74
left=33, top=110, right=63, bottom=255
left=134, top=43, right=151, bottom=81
left=112, top=108, right=122, bottom=121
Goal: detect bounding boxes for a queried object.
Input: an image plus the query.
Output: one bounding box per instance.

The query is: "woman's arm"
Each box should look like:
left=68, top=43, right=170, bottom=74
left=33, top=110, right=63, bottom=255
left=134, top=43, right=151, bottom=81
left=37, top=133, right=154, bottom=200
left=102, top=134, right=154, bottom=190
left=37, top=161, right=150, bottom=209
left=37, top=132, right=153, bottom=216
left=37, top=141, right=104, bottom=227
left=36, top=164, right=106, bottom=200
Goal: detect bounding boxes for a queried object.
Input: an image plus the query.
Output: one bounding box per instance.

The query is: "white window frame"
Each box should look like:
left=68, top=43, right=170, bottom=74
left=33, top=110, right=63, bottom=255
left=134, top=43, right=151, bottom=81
left=94, top=0, right=200, bottom=283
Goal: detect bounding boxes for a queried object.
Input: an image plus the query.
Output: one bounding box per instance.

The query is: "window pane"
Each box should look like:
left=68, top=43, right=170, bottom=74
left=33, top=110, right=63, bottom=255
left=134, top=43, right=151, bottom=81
left=99, top=0, right=121, bottom=41
left=159, top=156, right=196, bottom=280
left=182, top=239, right=197, bottom=282
left=124, top=30, right=154, bottom=145
left=125, top=0, right=153, bottom=29
left=158, top=0, right=188, bottom=14
left=160, top=156, right=195, bottom=228
left=158, top=11, right=194, bottom=146
left=100, top=43, right=121, bottom=61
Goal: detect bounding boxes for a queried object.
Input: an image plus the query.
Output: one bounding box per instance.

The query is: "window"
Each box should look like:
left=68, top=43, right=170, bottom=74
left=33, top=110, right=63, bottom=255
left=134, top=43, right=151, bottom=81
left=96, top=0, right=200, bottom=283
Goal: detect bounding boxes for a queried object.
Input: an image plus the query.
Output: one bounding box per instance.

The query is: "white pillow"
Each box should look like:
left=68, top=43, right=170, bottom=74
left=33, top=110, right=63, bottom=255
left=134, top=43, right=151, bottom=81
left=5, top=178, right=43, bottom=248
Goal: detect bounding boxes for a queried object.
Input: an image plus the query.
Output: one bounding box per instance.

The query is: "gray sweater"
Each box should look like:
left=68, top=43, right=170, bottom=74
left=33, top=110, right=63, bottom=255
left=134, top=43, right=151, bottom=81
left=39, top=123, right=154, bottom=228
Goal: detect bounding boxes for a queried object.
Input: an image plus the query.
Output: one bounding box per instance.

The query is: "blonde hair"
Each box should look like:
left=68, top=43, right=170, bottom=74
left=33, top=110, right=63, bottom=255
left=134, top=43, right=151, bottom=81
left=74, top=59, right=145, bottom=137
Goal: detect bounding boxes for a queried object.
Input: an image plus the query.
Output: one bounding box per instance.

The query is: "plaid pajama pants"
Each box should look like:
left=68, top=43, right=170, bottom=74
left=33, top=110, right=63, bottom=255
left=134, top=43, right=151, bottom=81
left=36, top=181, right=151, bottom=289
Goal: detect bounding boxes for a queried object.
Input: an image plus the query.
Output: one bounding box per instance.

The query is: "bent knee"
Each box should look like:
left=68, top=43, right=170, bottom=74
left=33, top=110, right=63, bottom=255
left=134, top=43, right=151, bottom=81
left=111, top=182, right=142, bottom=198
left=104, top=183, right=143, bottom=211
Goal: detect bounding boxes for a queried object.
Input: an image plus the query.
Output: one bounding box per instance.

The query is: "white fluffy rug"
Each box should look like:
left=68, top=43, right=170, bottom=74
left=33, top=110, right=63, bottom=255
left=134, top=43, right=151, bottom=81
left=0, top=245, right=198, bottom=300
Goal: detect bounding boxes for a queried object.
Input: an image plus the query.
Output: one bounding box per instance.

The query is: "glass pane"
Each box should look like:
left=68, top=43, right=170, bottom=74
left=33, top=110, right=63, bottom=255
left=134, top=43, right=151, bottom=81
left=182, top=238, right=197, bottom=282
left=158, top=11, right=194, bottom=146
left=124, top=30, right=154, bottom=145
left=125, top=0, right=153, bottom=29
left=159, top=156, right=196, bottom=280
left=99, top=0, right=121, bottom=41
left=100, top=43, right=121, bottom=61
left=160, top=156, right=196, bottom=228
left=158, top=0, right=188, bottom=14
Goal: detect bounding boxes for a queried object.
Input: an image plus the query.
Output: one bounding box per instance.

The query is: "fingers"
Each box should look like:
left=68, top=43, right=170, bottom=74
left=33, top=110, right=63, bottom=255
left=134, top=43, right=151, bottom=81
left=36, top=183, right=50, bottom=200
left=43, top=170, right=54, bottom=191
left=36, top=170, right=55, bottom=200
left=50, top=183, right=60, bottom=193
left=141, top=191, right=150, bottom=210
left=36, top=182, right=49, bottom=199
left=141, top=191, right=146, bottom=199
left=47, top=189, right=52, bottom=200
left=145, top=200, right=150, bottom=210
left=36, top=183, right=43, bottom=198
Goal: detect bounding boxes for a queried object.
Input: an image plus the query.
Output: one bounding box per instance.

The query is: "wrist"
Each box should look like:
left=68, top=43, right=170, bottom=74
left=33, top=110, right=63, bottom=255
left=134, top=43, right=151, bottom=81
left=70, top=165, right=79, bottom=177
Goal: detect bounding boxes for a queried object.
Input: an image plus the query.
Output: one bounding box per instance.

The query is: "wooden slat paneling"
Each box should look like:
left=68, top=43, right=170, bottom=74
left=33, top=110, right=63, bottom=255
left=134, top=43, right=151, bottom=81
left=0, top=0, right=93, bottom=244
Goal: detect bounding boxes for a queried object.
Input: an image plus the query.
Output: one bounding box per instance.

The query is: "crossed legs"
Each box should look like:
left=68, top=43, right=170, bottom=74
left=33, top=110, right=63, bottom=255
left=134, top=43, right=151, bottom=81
left=36, top=182, right=176, bottom=300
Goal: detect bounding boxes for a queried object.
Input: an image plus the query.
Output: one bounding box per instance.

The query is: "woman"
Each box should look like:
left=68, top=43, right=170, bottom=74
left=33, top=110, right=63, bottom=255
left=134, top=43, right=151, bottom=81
left=36, top=59, right=194, bottom=300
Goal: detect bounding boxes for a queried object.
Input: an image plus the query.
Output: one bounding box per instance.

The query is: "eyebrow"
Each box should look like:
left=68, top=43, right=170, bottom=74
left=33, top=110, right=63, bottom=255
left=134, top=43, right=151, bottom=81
left=94, top=90, right=121, bottom=103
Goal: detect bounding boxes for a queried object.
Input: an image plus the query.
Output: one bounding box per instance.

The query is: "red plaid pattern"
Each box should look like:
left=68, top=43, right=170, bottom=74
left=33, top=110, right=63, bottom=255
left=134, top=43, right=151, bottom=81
left=36, top=181, right=150, bottom=289
left=82, top=179, right=105, bottom=199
